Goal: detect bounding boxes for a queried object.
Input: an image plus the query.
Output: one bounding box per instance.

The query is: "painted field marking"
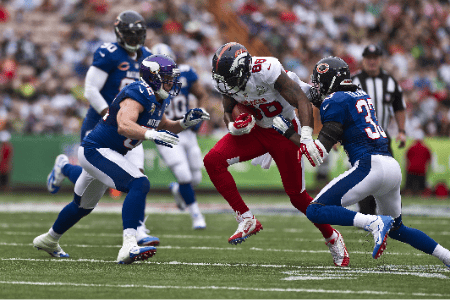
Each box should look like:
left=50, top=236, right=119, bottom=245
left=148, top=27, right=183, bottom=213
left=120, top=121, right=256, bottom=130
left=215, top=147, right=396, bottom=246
left=0, top=278, right=448, bottom=297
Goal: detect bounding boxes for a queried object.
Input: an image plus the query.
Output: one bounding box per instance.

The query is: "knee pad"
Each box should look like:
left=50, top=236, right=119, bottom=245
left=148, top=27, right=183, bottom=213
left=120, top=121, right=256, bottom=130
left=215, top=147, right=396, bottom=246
left=127, top=177, right=150, bottom=194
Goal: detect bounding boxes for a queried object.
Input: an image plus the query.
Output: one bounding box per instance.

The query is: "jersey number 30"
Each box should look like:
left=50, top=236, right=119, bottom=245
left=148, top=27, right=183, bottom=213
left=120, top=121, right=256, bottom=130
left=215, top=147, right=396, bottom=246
left=356, top=98, right=387, bottom=140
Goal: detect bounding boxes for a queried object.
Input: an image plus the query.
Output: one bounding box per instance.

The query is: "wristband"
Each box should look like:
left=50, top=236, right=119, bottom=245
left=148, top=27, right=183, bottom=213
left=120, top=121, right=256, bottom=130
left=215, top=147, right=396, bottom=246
left=398, top=129, right=406, bottom=134
left=284, top=127, right=296, bottom=139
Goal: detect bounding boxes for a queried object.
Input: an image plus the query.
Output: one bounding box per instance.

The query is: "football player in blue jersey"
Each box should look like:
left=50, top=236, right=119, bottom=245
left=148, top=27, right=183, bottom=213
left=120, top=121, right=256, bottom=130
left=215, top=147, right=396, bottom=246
left=46, top=10, right=160, bottom=246
left=274, top=56, right=450, bottom=267
left=33, top=55, right=210, bottom=264
left=151, top=43, right=207, bottom=229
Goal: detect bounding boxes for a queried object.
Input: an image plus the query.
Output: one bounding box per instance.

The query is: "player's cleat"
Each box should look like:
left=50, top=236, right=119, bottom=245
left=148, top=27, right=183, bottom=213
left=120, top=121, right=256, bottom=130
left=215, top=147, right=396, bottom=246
left=228, top=216, right=263, bottom=245
left=47, top=154, right=69, bottom=194
left=117, top=244, right=156, bottom=264
left=326, top=230, right=350, bottom=267
left=136, top=216, right=160, bottom=246
left=33, top=233, right=69, bottom=258
left=365, top=215, right=394, bottom=259
left=169, top=182, right=186, bottom=211
left=192, top=215, right=206, bottom=230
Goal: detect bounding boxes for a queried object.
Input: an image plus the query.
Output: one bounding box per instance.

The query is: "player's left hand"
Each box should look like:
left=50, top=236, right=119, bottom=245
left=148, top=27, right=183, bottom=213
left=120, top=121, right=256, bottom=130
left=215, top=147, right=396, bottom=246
left=298, top=139, right=328, bottom=167
left=396, top=131, right=406, bottom=148
left=272, top=115, right=292, bottom=135
left=180, top=108, right=210, bottom=129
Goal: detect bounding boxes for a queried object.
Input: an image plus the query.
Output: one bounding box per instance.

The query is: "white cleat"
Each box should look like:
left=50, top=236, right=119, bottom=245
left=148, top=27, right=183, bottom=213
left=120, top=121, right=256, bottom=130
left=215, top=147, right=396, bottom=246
left=228, top=216, right=263, bottom=245
left=365, top=215, right=394, bottom=259
left=47, top=154, right=69, bottom=194
left=33, top=233, right=69, bottom=258
left=117, top=243, right=156, bottom=264
left=192, top=215, right=206, bottom=230
left=326, top=230, right=349, bottom=267
left=136, top=217, right=160, bottom=246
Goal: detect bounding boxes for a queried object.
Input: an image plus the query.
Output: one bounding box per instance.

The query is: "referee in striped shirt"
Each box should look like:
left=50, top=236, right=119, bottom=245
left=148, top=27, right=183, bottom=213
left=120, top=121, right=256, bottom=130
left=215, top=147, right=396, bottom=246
left=351, top=44, right=407, bottom=215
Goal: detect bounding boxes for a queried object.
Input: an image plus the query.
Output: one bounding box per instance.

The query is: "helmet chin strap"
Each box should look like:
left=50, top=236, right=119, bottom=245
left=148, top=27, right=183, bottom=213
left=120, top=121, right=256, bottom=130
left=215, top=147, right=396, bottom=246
left=157, top=88, right=169, bottom=99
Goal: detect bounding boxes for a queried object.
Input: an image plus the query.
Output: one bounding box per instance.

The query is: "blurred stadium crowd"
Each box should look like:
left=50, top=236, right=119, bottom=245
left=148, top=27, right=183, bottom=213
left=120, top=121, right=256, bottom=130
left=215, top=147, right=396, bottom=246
left=1, top=0, right=450, bottom=139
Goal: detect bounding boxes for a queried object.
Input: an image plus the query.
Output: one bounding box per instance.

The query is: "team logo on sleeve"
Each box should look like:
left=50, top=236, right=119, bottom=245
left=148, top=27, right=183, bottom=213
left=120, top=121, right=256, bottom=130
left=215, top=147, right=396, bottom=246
left=149, top=103, right=156, bottom=114
left=118, top=62, right=130, bottom=71
left=316, top=63, right=329, bottom=74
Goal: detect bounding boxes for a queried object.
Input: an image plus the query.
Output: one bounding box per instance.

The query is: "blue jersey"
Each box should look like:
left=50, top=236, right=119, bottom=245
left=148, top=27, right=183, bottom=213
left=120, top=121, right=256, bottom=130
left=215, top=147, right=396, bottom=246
left=163, top=64, right=198, bottom=121
left=82, top=81, right=170, bottom=155
left=82, top=42, right=152, bottom=138
left=320, top=89, right=391, bottom=165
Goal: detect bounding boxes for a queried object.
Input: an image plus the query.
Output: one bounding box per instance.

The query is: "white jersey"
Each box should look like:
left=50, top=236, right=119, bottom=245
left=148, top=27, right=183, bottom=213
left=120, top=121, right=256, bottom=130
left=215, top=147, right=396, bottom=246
left=228, top=56, right=312, bottom=128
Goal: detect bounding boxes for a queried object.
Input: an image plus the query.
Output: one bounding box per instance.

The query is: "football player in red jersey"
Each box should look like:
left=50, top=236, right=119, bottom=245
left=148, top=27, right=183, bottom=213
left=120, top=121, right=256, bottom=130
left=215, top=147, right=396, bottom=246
left=203, top=42, right=350, bottom=267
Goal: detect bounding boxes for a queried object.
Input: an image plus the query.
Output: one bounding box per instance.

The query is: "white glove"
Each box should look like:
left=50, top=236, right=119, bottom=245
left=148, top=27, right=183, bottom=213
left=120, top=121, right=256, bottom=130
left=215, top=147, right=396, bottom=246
left=145, top=129, right=179, bottom=148
left=228, top=113, right=255, bottom=135
left=272, top=115, right=292, bottom=135
left=299, top=140, right=328, bottom=167
left=180, top=108, right=210, bottom=129
left=298, top=126, right=328, bottom=167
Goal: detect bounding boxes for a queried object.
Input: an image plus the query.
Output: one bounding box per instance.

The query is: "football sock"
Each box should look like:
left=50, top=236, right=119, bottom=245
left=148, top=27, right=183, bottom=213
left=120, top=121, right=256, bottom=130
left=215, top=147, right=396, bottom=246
left=179, top=183, right=196, bottom=205
left=62, top=164, right=83, bottom=185
left=242, top=210, right=253, bottom=219
left=353, top=212, right=378, bottom=229
left=52, top=199, right=93, bottom=235
left=123, top=228, right=137, bottom=238
left=432, top=245, right=450, bottom=265
left=388, top=216, right=438, bottom=255
left=187, top=202, right=202, bottom=219
left=306, top=203, right=357, bottom=226
left=325, top=230, right=338, bottom=243
left=122, top=177, right=149, bottom=230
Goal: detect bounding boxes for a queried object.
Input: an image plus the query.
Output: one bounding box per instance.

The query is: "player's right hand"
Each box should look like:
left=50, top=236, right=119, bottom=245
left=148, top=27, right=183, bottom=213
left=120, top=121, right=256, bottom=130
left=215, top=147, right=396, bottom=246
left=272, top=115, right=292, bottom=135
left=145, top=129, right=179, bottom=148
left=228, top=113, right=255, bottom=135
left=298, top=139, right=327, bottom=167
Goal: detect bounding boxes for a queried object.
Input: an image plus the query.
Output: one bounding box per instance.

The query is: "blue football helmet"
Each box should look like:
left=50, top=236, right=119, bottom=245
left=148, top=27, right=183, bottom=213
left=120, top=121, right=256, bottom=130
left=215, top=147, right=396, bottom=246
left=140, top=54, right=181, bottom=99
left=212, top=42, right=252, bottom=95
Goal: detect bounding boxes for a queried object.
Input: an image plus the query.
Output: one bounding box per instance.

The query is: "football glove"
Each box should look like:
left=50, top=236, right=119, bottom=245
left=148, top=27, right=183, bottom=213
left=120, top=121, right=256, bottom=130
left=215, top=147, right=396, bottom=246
left=272, top=115, right=292, bottom=135
left=145, top=129, right=179, bottom=148
left=298, top=139, right=328, bottom=167
left=228, top=113, right=255, bottom=135
left=298, top=126, right=328, bottom=167
left=180, top=108, right=210, bottom=129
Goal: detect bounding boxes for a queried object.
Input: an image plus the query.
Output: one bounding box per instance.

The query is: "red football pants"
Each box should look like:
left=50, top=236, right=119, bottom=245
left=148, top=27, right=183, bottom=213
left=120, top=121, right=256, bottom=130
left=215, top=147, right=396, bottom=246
left=203, top=125, right=334, bottom=239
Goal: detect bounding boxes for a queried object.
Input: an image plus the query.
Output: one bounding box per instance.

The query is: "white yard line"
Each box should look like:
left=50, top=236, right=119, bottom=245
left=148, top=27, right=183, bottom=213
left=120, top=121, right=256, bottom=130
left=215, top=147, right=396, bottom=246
left=0, top=277, right=448, bottom=297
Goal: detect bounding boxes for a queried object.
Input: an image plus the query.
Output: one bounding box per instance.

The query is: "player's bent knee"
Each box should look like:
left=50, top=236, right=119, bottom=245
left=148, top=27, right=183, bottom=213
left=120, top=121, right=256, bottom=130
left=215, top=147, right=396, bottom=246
left=127, top=177, right=150, bottom=194
left=203, top=150, right=226, bottom=173
left=305, top=203, right=322, bottom=223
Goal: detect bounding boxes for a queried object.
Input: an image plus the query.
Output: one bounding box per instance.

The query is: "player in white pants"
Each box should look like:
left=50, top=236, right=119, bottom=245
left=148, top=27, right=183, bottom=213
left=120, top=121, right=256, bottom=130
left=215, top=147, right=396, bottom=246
left=152, top=43, right=207, bottom=229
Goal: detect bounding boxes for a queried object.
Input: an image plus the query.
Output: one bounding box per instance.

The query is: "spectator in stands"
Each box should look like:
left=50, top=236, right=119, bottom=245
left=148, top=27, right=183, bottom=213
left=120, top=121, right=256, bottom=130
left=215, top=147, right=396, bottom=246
left=404, top=129, right=431, bottom=196
left=0, top=123, right=13, bottom=192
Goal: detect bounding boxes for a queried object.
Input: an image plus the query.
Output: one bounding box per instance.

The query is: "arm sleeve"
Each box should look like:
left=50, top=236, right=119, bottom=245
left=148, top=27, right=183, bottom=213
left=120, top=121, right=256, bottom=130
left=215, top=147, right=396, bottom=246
left=84, top=66, right=109, bottom=114
left=390, top=76, right=405, bottom=112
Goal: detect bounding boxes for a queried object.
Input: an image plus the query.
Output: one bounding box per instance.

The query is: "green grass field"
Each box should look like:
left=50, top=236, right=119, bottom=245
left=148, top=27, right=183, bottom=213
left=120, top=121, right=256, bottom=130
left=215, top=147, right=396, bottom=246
left=0, top=192, right=449, bottom=299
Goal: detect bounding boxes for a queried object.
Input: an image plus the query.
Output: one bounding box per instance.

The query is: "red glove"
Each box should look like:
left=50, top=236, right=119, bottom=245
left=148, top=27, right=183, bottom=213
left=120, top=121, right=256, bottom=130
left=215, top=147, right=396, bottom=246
left=228, top=113, right=255, bottom=135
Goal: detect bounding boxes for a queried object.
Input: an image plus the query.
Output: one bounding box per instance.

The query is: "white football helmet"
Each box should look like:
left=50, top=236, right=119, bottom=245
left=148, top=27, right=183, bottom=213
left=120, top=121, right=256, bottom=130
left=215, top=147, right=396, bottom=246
left=151, top=43, right=176, bottom=61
